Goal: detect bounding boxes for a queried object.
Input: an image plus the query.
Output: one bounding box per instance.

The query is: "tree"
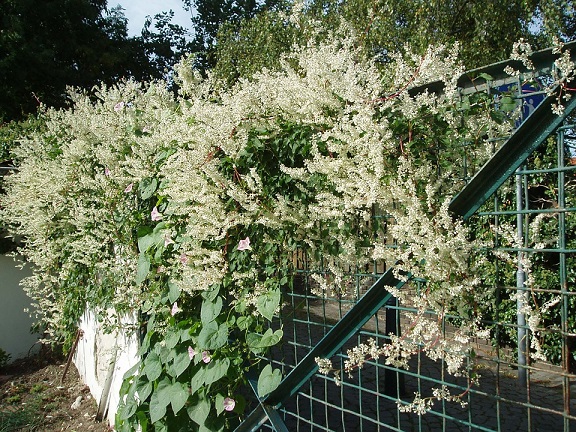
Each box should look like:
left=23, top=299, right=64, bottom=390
left=209, top=0, right=576, bottom=84
left=183, top=0, right=285, bottom=70
left=140, top=11, right=195, bottom=80
left=0, top=0, right=188, bottom=123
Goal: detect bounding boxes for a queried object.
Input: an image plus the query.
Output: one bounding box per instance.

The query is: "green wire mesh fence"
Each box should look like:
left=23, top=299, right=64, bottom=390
left=236, top=42, right=576, bottom=432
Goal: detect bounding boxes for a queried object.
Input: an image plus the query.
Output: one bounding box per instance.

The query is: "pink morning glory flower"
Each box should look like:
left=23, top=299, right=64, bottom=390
left=188, top=347, right=196, bottom=360
left=237, top=237, right=252, bottom=251
left=164, top=233, right=174, bottom=247
left=105, top=167, right=111, bottom=176
left=171, top=302, right=180, bottom=316
left=124, top=183, right=133, bottom=193
left=114, top=101, right=125, bottom=112
left=223, top=397, right=236, bottom=412
left=151, top=206, right=162, bottom=221
left=180, top=253, right=189, bottom=265
left=202, top=351, right=211, bottom=363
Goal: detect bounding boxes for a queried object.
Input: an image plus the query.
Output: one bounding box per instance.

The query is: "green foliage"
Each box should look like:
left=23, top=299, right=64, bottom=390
left=0, top=401, right=45, bottom=431
left=213, top=9, right=305, bottom=84
left=0, top=348, right=10, bottom=371
left=6, top=26, right=570, bottom=429
left=184, top=0, right=285, bottom=71
left=468, top=134, right=576, bottom=367
left=0, top=115, right=46, bottom=164
left=210, top=0, right=576, bottom=84
left=0, top=1, right=191, bottom=123
left=140, top=11, right=196, bottom=83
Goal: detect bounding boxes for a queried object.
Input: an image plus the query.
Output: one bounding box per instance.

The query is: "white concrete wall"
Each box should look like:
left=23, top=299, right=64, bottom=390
left=74, top=308, right=140, bottom=427
left=0, top=255, right=40, bottom=360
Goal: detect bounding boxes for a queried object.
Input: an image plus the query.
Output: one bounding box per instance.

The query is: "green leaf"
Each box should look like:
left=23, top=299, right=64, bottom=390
left=256, top=288, right=280, bottom=321
left=156, top=377, right=172, bottom=400
left=490, top=110, right=506, bottom=124
left=121, top=361, right=141, bottom=381
left=203, top=358, right=230, bottom=385
left=172, top=349, right=192, bottom=378
left=247, top=328, right=283, bottom=349
left=154, top=149, right=176, bottom=166
left=215, top=393, right=225, bottom=415
left=165, top=329, right=180, bottom=350
left=180, top=327, right=192, bottom=342
left=135, top=412, right=149, bottom=432
left=190, top=364, right=205, bottom=390
left=246, top=332, right=261, bottom=350
left=261, top=328, right=283, bottom=346
left=135, top=254, right=150, bottom=285
left=119, top=397, right=137, bottom=419
left=169, top=381, right=190, bottom=415
left=157, top=344, right=172, bottom=364
left=143, top=352, right=162, bottom=381
left=136, top=376, right=153, bottom=402
left=500, top=96, right=517, bottom=112
left=138, top=225, right=166, bottom=253
left=150, top=385, right=169, bottom=423
left=201, top=296, right=223, bottom=325
left=168, top=281, right=181, bottom=304
left=154, top=421, right=168, bottom=432
left=202, top=286, right=220, bottom=302
left=187, top=393, right=211, bottom=426
left=154, top=244, right=165, bottom=261
left=138, top=234, right=155, bottom=254
left=236, top=315, right=253, bottom=330
left=137, top=225, right=152, bottom=238
left=139, top=177, right=158, bottom=200
left=198, top=321, right=228, bottom=350
left=257, top=364, right=282, bottom=398
left=478, top=72, right=493, bottom=81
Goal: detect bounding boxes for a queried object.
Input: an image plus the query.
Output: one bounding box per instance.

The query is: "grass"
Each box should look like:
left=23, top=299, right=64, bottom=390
left=0, top=399, right=46, bottom=432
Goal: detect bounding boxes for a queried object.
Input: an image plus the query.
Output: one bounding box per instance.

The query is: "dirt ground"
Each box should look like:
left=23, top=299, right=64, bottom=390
left=0, top=349, right=111, bottom=432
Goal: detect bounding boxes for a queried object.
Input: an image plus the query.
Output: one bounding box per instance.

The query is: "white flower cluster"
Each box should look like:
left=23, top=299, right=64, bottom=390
left=551, top=46, right=576, bottom=114
left=397, top=392, right=434, bottom=415
left=510, top=38, right=534, bottom=70
left=396, top=385, right=471, bottom=414
left=2, top=24, right=520, bottom=406
left=505, top=37, right=575, bottom=116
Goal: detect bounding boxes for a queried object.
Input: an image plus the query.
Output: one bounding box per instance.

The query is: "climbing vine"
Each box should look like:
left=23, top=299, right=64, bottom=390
left=2, top=25, right=573, bottom=429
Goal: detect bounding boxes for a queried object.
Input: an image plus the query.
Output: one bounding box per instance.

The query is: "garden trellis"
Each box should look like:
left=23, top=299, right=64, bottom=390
left=236, top=41, right=576, bottom=431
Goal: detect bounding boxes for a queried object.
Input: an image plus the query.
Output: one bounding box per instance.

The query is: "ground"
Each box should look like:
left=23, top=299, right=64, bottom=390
left=0, top=349, right=110, bottom=432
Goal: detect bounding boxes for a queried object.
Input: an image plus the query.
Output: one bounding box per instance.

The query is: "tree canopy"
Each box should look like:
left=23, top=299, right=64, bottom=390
left=2, top=0, right=573, bottom=122
left=0, top=0, right=191, bottom=123
left=209, top=0, right=576, bottom=83
left=183, top=0, right=284, bottom=70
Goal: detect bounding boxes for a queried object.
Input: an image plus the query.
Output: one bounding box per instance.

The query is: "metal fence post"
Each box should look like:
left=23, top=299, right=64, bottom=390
left=384, top=295, right=405, bottom=396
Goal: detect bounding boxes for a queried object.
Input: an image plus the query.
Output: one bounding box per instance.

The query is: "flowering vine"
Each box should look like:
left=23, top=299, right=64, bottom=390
left=1, top=26, right=570, bottom=429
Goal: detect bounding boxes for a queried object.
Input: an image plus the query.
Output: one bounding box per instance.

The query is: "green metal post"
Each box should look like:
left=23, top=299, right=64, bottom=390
left=516, top=167, right=527, bottom=386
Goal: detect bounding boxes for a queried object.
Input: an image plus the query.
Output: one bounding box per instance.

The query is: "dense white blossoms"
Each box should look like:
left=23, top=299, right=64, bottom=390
left=4, top=27, right=558, bottom=416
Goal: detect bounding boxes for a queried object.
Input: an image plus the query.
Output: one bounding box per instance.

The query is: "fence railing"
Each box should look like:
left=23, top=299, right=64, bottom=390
left=236, top=43, right=576, bottom=431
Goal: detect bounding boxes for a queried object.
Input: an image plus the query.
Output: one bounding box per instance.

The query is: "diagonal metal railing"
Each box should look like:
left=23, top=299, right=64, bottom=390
left=235, top=41, right=576, bottom=432
left=449, top=86, right=576, bottom=219
left=235, top=268, right=408, bottom=432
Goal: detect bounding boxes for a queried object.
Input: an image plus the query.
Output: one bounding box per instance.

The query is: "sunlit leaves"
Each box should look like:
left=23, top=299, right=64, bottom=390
left=257, top=364, right=282, bottom=398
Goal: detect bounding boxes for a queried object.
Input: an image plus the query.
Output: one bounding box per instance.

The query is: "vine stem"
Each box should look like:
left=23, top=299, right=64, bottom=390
left=61, top=328, right=83, bottom=384
left=370, top=57, right=425, bottom=104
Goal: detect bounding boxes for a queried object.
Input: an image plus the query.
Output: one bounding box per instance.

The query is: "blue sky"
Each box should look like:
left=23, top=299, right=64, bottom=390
left=112, top=0, right=192, bottom=36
